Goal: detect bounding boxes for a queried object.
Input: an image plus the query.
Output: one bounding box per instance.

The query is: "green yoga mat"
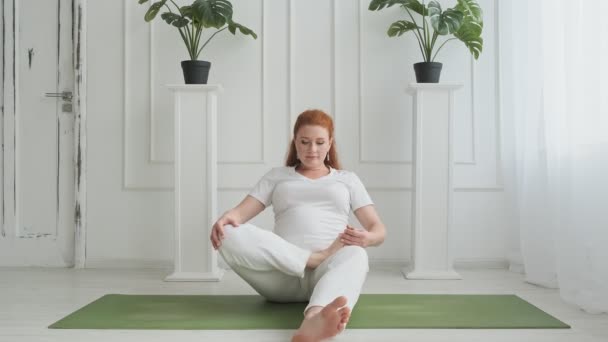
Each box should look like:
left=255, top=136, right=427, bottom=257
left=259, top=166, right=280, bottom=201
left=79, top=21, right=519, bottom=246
left=49, top=294, right=570, bottom=330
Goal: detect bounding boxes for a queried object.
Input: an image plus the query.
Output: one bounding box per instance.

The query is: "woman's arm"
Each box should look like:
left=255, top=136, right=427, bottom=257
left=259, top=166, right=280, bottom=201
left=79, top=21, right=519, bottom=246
left=210, top=195, right=265, bottom=249
left=340, top=205, right=386, bottom=247
left=224, top=195, right=266, bottom=224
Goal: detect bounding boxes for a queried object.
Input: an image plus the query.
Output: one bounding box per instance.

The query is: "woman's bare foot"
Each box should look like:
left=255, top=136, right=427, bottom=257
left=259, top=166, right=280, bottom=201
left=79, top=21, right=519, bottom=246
left=306, top=236, right=345, bottom=269
left=292, top=296, right=351, bottom=342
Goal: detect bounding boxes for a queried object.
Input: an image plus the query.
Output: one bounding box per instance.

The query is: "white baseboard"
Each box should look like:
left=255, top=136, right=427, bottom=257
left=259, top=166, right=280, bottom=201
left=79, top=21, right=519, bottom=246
left=165, top=270, right=225, bottom=282
left=403, top=269, right=463, bottom=280
left=369, top=258, right=510, bottom=270
left=83, top=257, right=510, bottom=270
left=0, top=239, right=73, bottom=267
left=506, top=250, right=525, bottom=273
left=509, top=263, right=525, bottom=273
left=368, top=258, right=408, bottom=267
left=453, top=258, right=509, bottom=269
left=85, top=258, right=172, bottom=269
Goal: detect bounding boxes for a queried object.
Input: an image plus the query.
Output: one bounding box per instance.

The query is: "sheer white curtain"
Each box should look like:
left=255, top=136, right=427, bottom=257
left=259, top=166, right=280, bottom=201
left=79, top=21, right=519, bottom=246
left=500, top=0, right=608, bottom=313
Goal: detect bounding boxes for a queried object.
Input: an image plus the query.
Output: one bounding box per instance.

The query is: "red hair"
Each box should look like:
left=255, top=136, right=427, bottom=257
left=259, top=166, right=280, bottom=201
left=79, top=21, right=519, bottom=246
left=285, top=109, right=341, bottom=169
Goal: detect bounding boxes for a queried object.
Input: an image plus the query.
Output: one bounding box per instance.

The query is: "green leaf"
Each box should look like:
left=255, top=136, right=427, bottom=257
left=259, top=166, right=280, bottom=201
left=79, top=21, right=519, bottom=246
left=427, top=1, right=441, bottom=19
left=138, top=0, right=150, bottom=4
left=453, top=1, right=483, bottom=59
left=455, top=0, right=483, bottom=25
left=144, top=0, right=167, bottom=22
left=402, top=0, right=427, bottom=16
left=180, top=5, right=192, bottom=16
left=191, top=0, right=233, bottom=29
left=227, top=20, right=258, bottom=39
left=161, top=12, right=189, bottom=28
left=428, top=1, right=463, bottom=35
left=454, top=16, right=483, bottom=59
left=368, top=0, right=407, bottom=11
left=456, top=17, right=482, bottom=40
left=179, top=6, right=200, bottom=25
left=454, top=0, right=484, bottom=57
left=460, top=34, right=482, bottom=59
left=368, top=0, right=427, bottom=16
left=387, top=20, right=418, bottom=37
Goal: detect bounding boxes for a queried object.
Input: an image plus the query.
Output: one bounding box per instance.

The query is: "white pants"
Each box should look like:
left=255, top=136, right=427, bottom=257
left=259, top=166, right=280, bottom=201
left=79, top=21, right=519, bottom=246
left=219, top=223, right=369, bottom=314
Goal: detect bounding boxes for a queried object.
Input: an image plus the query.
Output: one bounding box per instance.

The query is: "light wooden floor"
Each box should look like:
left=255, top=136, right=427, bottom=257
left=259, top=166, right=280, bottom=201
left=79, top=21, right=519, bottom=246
left=1, top=265, right=607, bottom=342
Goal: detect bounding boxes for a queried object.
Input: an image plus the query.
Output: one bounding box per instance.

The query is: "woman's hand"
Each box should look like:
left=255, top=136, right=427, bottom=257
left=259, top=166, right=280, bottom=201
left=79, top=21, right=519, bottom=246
left=209, top=196, right=265, bottom=250
left=339, top=225, right=375, bottom=248
left=210, top=214, right=240, bottom=250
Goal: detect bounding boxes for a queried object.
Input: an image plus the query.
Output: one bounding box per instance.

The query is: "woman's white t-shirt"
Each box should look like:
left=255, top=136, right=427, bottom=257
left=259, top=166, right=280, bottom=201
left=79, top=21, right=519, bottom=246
left=248, top=166, right=373, bottom=252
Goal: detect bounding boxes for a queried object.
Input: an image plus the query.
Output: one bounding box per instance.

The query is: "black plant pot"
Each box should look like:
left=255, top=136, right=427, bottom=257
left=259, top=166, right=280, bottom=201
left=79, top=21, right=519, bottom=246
left=181, top=60, right=211, bottom=84
left=413, top=62, right=442, bottom=83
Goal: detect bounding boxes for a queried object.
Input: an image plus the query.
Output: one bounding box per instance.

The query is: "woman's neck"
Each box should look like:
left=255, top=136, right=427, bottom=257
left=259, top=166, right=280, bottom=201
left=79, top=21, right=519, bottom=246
left=296, top=164, right=329, bottom=173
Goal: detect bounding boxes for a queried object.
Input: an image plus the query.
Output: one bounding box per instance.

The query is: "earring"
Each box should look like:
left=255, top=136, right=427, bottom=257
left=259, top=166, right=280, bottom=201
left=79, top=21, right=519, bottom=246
left=326, top=154, right=330, bottom=162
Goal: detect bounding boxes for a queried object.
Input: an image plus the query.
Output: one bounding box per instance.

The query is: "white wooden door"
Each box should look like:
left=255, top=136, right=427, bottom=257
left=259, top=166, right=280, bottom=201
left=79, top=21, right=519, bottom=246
left=0, top=0, right=76, bottom=266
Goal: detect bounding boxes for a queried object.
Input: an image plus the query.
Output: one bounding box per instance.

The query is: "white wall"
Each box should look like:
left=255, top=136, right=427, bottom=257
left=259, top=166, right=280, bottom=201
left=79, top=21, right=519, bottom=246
left=85, top=0, right=517, bottom=268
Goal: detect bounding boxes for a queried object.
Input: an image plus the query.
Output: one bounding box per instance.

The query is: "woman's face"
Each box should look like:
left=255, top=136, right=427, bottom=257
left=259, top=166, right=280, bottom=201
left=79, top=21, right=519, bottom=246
left=294, top=125, right=332, bottom=169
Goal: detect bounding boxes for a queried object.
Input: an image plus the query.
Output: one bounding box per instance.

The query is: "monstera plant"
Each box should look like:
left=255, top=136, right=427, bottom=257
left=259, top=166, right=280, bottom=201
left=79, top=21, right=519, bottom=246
left=139, top=0, right=257, bottom=84
left=369, top=0, right=483, bottom=83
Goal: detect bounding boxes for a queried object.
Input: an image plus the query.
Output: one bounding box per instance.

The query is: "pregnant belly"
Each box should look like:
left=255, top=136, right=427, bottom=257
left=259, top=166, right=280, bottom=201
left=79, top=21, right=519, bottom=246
left=274, top=208, right=347, bottom=252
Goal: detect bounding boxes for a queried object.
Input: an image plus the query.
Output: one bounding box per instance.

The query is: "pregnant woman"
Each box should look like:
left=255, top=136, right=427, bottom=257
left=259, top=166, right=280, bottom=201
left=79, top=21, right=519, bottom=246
left=210, top=109, right=386, bottom=342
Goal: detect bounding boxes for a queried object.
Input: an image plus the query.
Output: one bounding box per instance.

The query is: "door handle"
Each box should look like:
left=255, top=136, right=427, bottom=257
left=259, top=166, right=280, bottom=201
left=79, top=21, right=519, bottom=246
left=45, top=91, right=72, bottom=102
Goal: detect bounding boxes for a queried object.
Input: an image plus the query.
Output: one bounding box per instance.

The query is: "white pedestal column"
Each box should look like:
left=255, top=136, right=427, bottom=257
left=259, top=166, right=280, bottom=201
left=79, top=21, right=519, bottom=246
left=403, top=83, right=462, bottom=280
left=165, top=85, right=224, bottom=282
